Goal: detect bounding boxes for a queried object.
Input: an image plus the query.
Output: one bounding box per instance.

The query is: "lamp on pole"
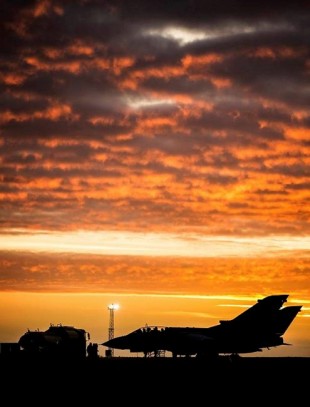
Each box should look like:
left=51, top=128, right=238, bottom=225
left=108, top=303, right=119, bottom=357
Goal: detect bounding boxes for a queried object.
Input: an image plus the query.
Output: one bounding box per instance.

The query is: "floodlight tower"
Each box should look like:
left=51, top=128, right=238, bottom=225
left=108, top=303, right=119, bottom=357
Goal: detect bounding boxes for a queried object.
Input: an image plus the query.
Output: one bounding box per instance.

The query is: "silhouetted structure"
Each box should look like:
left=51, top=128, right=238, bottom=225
left=18, top=324, right=89, bottom=359
left=102, top=294, right=302, bottom=358
left=107, top=303, right=118, bottom=357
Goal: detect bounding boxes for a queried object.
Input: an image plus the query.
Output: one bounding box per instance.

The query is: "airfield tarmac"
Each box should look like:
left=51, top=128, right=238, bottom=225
left=1, top=356, right=308, bottom=402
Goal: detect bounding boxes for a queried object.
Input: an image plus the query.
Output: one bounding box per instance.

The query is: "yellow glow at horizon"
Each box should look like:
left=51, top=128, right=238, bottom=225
left=0, top=229, right=309, bottom=257
left=0, top=292, right=309, bottom=357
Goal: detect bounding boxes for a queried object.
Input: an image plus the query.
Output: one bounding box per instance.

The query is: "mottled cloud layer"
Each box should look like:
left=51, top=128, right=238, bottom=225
left=1, top=0, right=309, bottom=237
left=0, top=251, right=309, bottom=297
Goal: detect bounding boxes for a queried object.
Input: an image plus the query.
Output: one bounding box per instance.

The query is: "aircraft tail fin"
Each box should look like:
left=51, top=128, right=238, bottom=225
left=228, top=295, right=288, bottom=326
left=274, top=306, right=302, bottom=335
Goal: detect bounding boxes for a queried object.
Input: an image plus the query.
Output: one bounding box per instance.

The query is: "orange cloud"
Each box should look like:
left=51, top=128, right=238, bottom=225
left=128, top=65, right=185, bottom=84
left=138, top=117, right=177, bottom=129
left=249, top=46, right=307, bottom=59
left=0, top=73, right=27, bottom=85
left=209, top=77, right=232, bottom=89
left=111, top=57, right=135, bottom=75
left=0, top=251, right=309, bottom=298
left=1, top=103, right=78, bottom=123
left=182, top=54, right=223, bottom=68
left=43, top=48, right=63, bottom=59
left=284, top=126, right=310, bottom=141
left=68, top=42, right=95, bottom=56
left=88, top=116, right=116, bottom=125
left=39, top=103, right=79, bottom=121
left=33, top=0, right=52, bottom=17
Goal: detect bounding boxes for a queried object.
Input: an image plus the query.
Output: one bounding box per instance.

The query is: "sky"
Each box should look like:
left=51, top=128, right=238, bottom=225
left=0, top=0, right=309, bottom=357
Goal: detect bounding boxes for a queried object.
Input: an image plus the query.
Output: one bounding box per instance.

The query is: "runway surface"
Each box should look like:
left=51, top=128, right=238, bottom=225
left=1, top=356, right=308, bottom=403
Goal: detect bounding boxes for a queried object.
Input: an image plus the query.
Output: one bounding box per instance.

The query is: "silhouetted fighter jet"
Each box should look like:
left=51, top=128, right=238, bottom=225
left=102, top=295, right=302, bottom=358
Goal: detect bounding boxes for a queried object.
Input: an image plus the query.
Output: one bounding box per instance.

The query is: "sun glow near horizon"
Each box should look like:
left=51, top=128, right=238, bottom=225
left=0, top=229, right=308, bottom=258
left=0, top=291, right=308, bottom=357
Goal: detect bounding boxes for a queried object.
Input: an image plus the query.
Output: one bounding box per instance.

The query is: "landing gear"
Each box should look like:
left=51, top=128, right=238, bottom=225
left=144, top=350, right=166, bottom=357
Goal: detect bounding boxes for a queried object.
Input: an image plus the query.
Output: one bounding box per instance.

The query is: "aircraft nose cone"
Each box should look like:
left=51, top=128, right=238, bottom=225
left=102, top=336, right=127, bottom=350
left=102, top=339, right=113, bottom=347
